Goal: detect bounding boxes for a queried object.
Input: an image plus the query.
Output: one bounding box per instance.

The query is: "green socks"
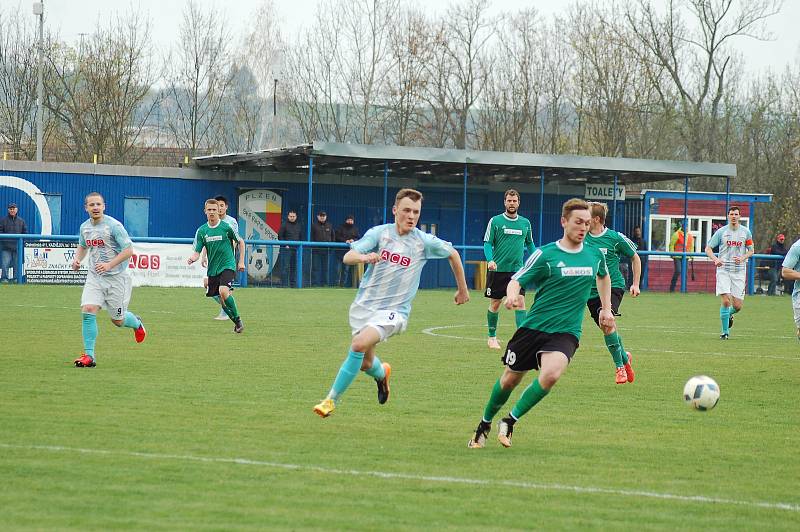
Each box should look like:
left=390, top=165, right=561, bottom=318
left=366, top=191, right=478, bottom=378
left=604, top=331, right=625, bottom=368
left=510, top=378, right=550, bottom=419
left=222, top=294, right=240, bottom=319
left=487, top=310, right=499, bottom=337
left=364, top=356, right=385, bottom=380
left=482, top=378, right=513, bottom=422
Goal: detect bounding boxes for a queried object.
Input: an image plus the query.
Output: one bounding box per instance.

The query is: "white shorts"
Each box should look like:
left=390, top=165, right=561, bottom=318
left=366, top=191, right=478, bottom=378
left=793, top=304, right=800, bottom=328
left=716, top=270, right=746, bottom=299
left=349, top=302, right=408, bottom=341
left=81, top=272, right=132, bottom=320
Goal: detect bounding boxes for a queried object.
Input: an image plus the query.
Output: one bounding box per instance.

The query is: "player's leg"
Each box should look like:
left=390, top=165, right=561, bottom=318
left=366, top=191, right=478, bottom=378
left=717, top=271, right=733, bottom=338
left=487, top=297, right=502, bottom=349
left=728, top=275, right=746, bottom=329
left=217, top=270, right=243, bottom=332
left=108, top=275, right=146, bottom=342
left=793, top=304, right=800, bottom=342
left=314, top=326, right=382, bottom=418
left=76, top=275, right=106, bottom=366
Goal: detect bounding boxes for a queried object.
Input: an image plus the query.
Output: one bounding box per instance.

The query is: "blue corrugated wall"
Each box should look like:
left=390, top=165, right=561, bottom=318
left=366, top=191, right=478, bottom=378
left=0, top=168, right=625, bottom=288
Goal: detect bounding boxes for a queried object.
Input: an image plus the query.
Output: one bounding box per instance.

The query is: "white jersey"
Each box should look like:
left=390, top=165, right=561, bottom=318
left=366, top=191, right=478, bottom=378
left=351, top=224, right=454, bottom=318
left=223, top=214, right=243, bottom=241
left=782, top=238, right=800, bottom=307
left=78, top=215, right=132, bottom=277
left=707, top=224, right=753, bottom=275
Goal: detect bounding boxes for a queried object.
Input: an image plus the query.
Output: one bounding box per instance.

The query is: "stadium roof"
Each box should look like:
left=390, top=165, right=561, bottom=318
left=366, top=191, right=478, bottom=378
left=193, top=142, right=737, bottom=185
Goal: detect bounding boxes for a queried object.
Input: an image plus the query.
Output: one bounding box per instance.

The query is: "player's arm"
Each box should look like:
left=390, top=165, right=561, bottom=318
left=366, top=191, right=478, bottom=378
left=781, top=267, right=800, bottom=281
left=629, top=253, right=641, bottom=297
left=71, top=244, right=88, bottom=271
left=505, top=279, right=524, bottom=310
left=447, top=248, right=470, bottom=305
left=188, top=230, right=204, bottom=265
left=596, top=273, right=615, bottom=330
left=200, top=247, right=208, bottom=267
left=98, top=245, right=133, bottom=272
left=483, top=242, right=496, bottom=271
left=343, top=248, right=379, bottom=265
left=236, top=237, right=245, bottom=271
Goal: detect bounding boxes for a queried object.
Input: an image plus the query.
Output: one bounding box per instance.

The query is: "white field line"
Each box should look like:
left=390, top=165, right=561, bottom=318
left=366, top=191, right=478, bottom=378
left=0, top=443, right=797, bottom=513
left=421, top=325, right=799, bottom=359
left=10, top=304, right=175, bottom=314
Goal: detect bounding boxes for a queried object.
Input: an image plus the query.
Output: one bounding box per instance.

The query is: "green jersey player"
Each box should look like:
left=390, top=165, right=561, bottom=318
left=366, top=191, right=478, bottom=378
left=483, top=189, right=536, bottom=349
left=188, top=199, right=245, bottom=333
left=468, top=198, right=614, bottom=449
left=585, top=202, right=641, bottom=384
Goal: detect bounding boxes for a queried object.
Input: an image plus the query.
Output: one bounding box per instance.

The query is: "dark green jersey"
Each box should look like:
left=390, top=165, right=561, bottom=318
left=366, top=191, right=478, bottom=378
left=193, top=221, right=238, bottom=276
left=483, top=213, right=534, bottom=271
left=585, top=228, right=637, bottom=297
left=513, top=241, right=608, bottom=340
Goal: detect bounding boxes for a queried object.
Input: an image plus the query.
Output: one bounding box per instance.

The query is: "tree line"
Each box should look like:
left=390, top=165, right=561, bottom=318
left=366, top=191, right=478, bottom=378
left=0, top=0, right=797, bottom=242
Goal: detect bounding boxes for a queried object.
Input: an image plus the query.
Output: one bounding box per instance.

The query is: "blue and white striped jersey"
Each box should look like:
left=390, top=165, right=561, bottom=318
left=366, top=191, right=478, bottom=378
left=78, top=215, right=132, bottom=276
left=782, top=238, right=800, bottom=307
left=707, top=224, right=753, bottom=274
left=351, top=224, right=454, bottom=318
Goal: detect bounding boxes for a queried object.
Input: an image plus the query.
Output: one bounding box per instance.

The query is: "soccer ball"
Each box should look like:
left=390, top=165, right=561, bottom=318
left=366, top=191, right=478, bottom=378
left=683, top=375, right=720, bottom=411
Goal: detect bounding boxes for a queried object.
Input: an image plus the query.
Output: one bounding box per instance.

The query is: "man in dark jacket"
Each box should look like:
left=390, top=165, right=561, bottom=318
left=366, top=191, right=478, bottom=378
left=0, top=203, right=27, bottom=282
left=335, top=215, right=360, bottom=287
left=766, top=233, right=789, bottom=295
left=310, top=211, right=334, bottom=286
left=277, top=209, right=302, bottom=287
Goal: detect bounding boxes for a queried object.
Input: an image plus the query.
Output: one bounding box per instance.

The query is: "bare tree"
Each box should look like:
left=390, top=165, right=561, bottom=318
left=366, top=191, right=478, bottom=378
left=625, top=0, right=782, bottom=162
left=0, top=5, right=51, bottom=159
left=45, top=9, right=159, bottom=163
left=163, top=0, right=233, bottom=155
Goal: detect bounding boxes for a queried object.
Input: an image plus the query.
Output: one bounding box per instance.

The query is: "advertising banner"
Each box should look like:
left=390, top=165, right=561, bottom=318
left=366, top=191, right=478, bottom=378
left=24, top=241, right=206, bottom=287
left=238, top=189, right=282, bottom=283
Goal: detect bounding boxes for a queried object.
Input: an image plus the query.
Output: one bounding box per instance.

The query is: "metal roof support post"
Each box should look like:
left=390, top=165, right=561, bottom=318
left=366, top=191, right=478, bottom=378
left=612, top=175, right=619, bottom=231
left=382, top=161, right=389, bottom=224
left=681, top=176, right=689, bottom=294
left=747, top=199, right=756, bottom=295
left=642, top=192, right=651, bottom=290
left=725, top=177, right=731, bottom=213
left=299, top=156, right=314, bottom=289
left=538, top=168, right=545, bottom=246
left=462, top=163, right=468, bottom=265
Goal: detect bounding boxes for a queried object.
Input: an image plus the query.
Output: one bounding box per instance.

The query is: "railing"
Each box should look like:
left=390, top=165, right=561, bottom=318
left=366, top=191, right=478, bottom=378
left=0, top=233, right=788, bottom=295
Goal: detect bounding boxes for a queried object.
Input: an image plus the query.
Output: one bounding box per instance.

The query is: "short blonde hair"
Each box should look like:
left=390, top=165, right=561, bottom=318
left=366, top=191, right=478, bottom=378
left=562, top=198, right=590, bottom=219
left=395, top=188, right=423, bottom=205
left=589, top=201, right=608, bottom=222
left=204, top=198, right=219, bottom=208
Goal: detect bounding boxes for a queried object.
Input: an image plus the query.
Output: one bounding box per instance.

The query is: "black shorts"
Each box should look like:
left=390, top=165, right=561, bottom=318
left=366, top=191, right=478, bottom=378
left=586, top=288, right=625, bottom=326
left=501, top=328, right=579, bottom=372
left=206, top=269, right=235, bottom=297
left=484, top=271, right=526, bottom=299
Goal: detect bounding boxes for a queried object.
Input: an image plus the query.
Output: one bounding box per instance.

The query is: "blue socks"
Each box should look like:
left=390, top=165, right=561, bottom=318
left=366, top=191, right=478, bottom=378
left=82, top=312, right=97, bottom=360
left=720, top=306, right=731, bottom=335
left=364, top=356, right=386, bottom=380
left=329, top=350, right=365, bottom=401
left=121, top=311, right=141, bottom=329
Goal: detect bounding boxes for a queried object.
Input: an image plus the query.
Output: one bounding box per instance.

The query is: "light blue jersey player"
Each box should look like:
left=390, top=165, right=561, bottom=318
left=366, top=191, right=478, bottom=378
left=313, top=188, right=470, bottom=418
left=781, top=238, right=800, bottom=341
left=71, top=192, right=146, bottom=367
left=704, top=206, right=754, bottom=339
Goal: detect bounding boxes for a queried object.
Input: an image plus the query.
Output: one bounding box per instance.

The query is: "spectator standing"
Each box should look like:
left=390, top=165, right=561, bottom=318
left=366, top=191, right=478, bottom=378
left=310, top=211, right=334, bottom=286
left=0, top=202, right=27, bottom=283
left=335, top=215, right=360, bottom=287
left=278, top=209, right=303, bottom=287
left=766, top=234, right=788, bottom=296
left=669, top=223, right=694, bottom=292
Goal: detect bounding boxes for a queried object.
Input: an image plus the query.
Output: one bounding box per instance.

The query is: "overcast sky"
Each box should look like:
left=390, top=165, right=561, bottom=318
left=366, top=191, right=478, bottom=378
left=33, top=0, right=800, bottom=76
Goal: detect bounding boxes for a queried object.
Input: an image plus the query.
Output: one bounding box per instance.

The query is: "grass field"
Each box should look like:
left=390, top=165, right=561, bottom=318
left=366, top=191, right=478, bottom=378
left=1, top=284, right=798, bottom=530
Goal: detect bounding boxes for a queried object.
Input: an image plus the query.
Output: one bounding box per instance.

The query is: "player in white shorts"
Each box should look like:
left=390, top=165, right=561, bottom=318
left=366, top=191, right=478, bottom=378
left=199, top=196, right=244, bottom=320
left=780, top=237, right=800, bottom=342
left=313, top=188, right=470, bottom=418
left=705, top=205, right=754, bottom=340
left=71, top=192, right=146, bottom=367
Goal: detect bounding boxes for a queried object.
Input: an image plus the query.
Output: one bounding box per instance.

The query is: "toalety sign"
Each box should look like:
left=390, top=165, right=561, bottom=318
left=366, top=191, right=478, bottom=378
left=585, top=183, right=625, bottom=201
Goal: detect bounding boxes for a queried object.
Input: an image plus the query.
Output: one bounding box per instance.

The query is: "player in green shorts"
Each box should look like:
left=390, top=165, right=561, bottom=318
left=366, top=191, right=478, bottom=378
left=483, top=189, right=536, bottom=349
left=585, top=202, right=640, bottom=384
left=188, top=199, right=246, bottom=333
left=468, top=198, right=614, bottom=449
